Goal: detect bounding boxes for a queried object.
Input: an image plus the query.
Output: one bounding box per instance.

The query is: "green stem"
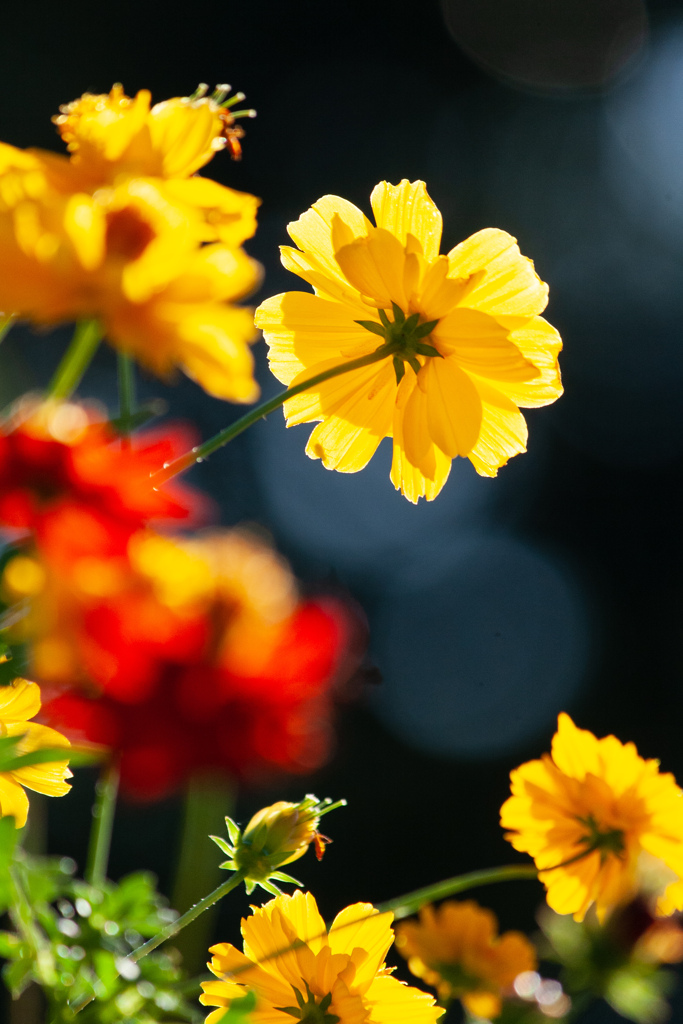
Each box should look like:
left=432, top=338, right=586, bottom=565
left=116, top=351, right=136, bottom=439
left=170, top=776, right=235, bottom=974
left=129, top=868, right=247, bottom=962
left=376, top=864, right=539, bottom=920
left=153, top=343, right=397, bottom=484
left=47, top=320, right=103, bottom=401
left=85, top=761, right=119, bottom=887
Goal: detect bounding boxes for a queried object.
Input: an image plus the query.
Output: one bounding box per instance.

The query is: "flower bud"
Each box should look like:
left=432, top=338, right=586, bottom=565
left=210, top=794, right=345, bottom=896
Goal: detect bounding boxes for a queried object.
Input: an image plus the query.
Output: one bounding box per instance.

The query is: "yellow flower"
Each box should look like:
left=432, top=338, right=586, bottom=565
left=200, top=890, right=442, bottom=1024
left=395, top=900, right=537, bottom=1020
left=53, top=82, right=252, bottom=181
left=0, top=678, right=72, bottom=828
left=255, top=179, right=562, bottom=503
left=0, top=160, right=260, bottom=401
left=500, top=713, right=683, bottom=922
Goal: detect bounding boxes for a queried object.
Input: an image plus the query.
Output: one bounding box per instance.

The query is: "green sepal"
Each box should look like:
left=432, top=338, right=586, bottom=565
left=219, top=859, right=238, bottom=870
left=354, top=320, right=385, bottom=337
left=225, top=816, right=242, bottom=846
left=413, top=319, right=439, bottom=339
left=391, top=302, right=405, bottom=325
left=258, top=880, right=283, bottom=897
left=270, top=871, right=302, bottom=886
left=276, top=1007, right=302, bottom=1019
left=393, top=356, right=405, bottom=385
left=413, top=343, right=443, bottom=358
left=406, top=355, right=422, bottom=375
left=210, top=835, right=235, bottom=857
left=403, top=312, right=421, bottom=333
left=244, top=879, right=256, bottom=894
left=378, top=308, right=392, bottom=329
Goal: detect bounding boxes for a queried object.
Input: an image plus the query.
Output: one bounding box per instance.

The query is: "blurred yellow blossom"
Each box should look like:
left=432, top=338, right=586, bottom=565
left=200, top=889, right=442, bottom=1024
left=255, top=179, right=562, bottom=502
left=0, top=160, right=260, bottom=400
left=0, top=678, right=71, bottom=828
left=501, top=714, right=683, bottom=922
left=395, top=900, right=537, bottom=1019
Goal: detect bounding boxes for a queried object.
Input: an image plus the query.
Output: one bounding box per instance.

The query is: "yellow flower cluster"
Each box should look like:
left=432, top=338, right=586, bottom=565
left=501, top=714, right=683, bottom=922
left=0, top=84, right=262, bottom=401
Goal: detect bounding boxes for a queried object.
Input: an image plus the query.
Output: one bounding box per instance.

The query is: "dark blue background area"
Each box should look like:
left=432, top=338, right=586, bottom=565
left=3, top=1, right=683, bottom=1020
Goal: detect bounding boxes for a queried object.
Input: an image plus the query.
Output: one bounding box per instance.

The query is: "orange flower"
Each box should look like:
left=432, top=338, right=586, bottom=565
left=395, top=900, right=537, bottom=1020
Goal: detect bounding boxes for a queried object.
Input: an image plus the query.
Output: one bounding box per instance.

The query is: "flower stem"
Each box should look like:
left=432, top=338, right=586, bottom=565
left=376, top=864, right=539, bottom=920
left=85, top=761, right=119, bottom=887
left=153, top=344, right=396, bottom=484
left=129, top=868, right=247, bottom=962
left=47, top=320, right=103, bottom=401
left=170, top=776, right=235, bottom=974
left=116, top=352, right=136, bottom=440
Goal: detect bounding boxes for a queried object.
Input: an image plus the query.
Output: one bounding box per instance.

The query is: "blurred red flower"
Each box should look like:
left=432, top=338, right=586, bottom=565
left=31, top=529, right=363, bottom=800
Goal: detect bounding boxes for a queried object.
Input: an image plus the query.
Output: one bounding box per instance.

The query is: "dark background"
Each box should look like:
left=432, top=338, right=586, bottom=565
left=3, top=1, right=683, bottom=1020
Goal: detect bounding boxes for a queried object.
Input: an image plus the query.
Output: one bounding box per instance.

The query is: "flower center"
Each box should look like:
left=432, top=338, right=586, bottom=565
left=577, top=814, right=626, bottom=861
left=355, top=302, right=440, bottom=385
left=105, top=208, right=155, bottom=261
left=276, top=982, right=340, bottom=1024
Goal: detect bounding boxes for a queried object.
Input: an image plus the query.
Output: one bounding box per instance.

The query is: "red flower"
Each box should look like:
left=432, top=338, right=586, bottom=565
left=34, top=529, right=363, bottom=799
left=0, top=398, right=201, bottom=540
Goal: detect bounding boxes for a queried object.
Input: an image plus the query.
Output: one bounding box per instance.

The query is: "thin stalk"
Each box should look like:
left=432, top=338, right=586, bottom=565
left=85, top=761, right=119, bottom=887
left=376, top=864, right=539, bottom=920
left=129, top=868, right=247, bottom=962
left=170, top=776, right=234, bottom=974
left=47, top=320, right=103, bottom=401
left=116, top=352, right=136, bottom=442
left=153, top=344, right=396, bottom=484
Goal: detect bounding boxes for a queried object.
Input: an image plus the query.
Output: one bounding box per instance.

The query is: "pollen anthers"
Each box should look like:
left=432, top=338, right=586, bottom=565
left=356, top=302, right=440, bottom=385
left=182, top=83, right=257, bottom=160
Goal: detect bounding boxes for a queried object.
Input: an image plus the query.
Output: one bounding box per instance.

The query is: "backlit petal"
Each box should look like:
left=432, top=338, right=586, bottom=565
left=0, top=677, right=41, bottom=723
left=422, top=358, right=482, bottom=458
left=370, top=180, right=442, bottom=261
left=467, top=382, right=528, bottom=478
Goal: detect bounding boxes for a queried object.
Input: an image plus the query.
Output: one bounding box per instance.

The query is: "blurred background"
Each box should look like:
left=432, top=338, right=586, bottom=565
left=2, top=0, right=683, bottom=1019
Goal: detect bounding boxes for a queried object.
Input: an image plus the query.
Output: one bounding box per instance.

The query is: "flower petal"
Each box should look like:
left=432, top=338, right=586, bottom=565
left=467, top=381, right=528, bottom=478
left=448, top=229, right=548, bottom=318
left=370, top=181, right=443, bottom=261
left=256, top=291, right=378, bottom=386
left=6, top=722, right=72, bottom=796
left=0, top=677, right=41, bottom=723
left=434, top=308, right=539, bottom=383
left=287, top=195, right=372, bottom=289
left=422, top=358, right=483, bottom=458
left=364, top=974, right=443, bottom=1024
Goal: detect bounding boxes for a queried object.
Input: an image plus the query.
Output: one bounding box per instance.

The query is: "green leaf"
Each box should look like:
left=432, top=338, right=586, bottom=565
left=354, top=320, right=385, bottom=337
left=0, top=746, right=71, bottom=773
left=217, top=991, right=257, bottom=1024
left=3, top=954, right=35, bottom=997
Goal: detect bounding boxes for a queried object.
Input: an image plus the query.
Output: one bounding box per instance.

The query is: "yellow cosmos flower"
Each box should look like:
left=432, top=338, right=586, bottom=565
left=0, top=158, right=260, bottom=401
left=200, top=890, right=442, bottom=1024
left=500, top=713, right=683, bottom=922
left=255, top=179, right=562, bottom=503
left=0, top=678, right=72, bottom=828
left=53, top=82, right=253, bottom=180
left=395, top=900, right=537, bottom=1020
